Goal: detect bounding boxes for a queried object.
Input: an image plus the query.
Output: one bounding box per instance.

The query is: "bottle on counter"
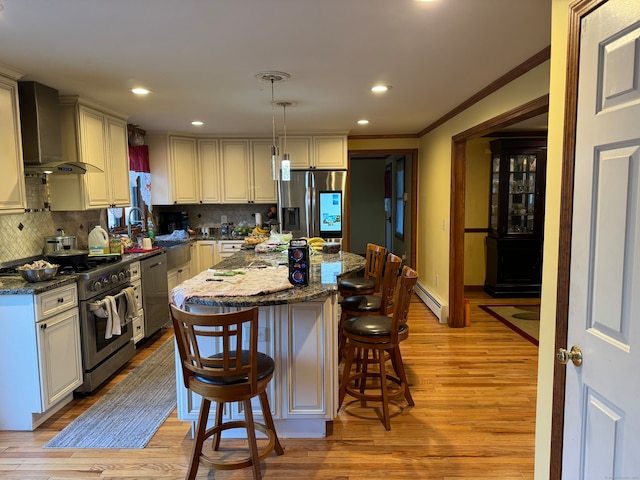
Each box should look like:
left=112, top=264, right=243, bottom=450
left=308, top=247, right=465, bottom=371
left=147, top=218, right=155, bottom=240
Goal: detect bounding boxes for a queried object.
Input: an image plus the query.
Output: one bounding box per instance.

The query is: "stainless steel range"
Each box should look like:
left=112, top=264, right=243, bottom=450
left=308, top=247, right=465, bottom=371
left=74, top=260, right=136, bottom=393
left=0, top=256, right=138, bottom=394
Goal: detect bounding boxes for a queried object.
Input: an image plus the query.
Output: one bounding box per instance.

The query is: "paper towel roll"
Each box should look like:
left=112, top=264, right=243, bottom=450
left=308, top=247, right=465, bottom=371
left=255, top=213, right=263, bottom=227
left=142, top=238, right=152, bottom=250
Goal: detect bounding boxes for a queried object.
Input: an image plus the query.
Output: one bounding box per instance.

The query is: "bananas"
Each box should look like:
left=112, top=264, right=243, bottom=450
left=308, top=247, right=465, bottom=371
left=253, top=226, right=270, bottom=235
left=305, top=237, right=325, bottom=251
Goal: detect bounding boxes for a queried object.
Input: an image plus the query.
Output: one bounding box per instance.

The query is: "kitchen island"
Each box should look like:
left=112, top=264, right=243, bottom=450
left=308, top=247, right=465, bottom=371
left=170, top=249, right=365, bottom=438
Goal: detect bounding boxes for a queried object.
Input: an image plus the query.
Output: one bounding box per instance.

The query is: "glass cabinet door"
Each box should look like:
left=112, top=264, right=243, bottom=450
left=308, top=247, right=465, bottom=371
left=508, top=154, right=537, bottom=234
left=490, top=155, right=500, bottom=233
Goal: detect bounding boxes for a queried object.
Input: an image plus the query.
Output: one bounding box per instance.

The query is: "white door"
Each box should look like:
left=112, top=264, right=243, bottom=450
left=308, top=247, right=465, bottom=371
left=562, top=0, right=640, bottom=477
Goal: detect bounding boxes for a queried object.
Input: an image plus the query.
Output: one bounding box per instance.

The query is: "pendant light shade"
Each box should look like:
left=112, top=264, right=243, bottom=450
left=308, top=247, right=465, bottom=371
left=255, top=71, right=290, bottom=181
left=278, top=101, right=293, bottom=182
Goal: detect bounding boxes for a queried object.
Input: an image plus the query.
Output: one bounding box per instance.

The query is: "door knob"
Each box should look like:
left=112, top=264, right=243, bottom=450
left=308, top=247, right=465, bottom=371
left=556, top=345, right=583, bottom=366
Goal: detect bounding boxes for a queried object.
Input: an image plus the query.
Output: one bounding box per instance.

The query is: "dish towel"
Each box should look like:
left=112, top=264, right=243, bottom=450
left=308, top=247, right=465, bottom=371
left=104, top=295, right=121, bottom=339
left=123, top=286, right=138, bottom=321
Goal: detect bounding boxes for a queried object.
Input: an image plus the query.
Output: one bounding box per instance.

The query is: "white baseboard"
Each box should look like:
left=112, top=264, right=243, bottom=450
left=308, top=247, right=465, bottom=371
left=415, top=281, right=448, bottom=324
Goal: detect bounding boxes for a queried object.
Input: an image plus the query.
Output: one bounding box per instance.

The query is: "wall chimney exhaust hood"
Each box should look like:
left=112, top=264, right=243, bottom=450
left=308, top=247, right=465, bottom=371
left=18, top=81, right=102, bottom=175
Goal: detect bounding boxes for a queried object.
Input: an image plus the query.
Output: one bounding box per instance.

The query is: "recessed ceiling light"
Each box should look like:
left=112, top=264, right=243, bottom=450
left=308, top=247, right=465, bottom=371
left=191, top=121, right=204, bottom=126
left=371, top=85, right=391, bottom=93
left=131, top=88, right=150, bottom=95
left=357, top=119, right=370, bottom=125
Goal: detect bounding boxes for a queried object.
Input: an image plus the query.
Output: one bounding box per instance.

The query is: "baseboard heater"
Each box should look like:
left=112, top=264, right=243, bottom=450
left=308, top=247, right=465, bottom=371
left=415, top=281, right=448, bottom=324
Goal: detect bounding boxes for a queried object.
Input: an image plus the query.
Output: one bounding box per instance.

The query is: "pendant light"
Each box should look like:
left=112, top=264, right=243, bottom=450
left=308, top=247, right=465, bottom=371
left=278, top=101, right=293, bottom=182
left=255, top=71, right=290, bottom=180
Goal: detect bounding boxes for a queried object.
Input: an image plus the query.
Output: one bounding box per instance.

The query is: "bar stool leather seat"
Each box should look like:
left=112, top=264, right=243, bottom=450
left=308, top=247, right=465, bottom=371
left=337, top=243, right=387, bottom=298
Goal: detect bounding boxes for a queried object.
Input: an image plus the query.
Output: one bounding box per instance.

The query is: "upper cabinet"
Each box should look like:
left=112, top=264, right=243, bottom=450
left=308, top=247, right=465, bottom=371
left=217, top=139, right=277, bottom=204
left=250, top=139, right=278, bottom=203
left=198, top=139, right=221, bottom=203
left=49, top=96, right=130, bottom=210
left=147, top=134, right=199, bottom=205
left=220, top=139, right=251, bottom=203
left=280, top=135, right=347, bottom=170
left=0, top=66, right=27, bottom=214
left=147, top=134, right=343, bottom=206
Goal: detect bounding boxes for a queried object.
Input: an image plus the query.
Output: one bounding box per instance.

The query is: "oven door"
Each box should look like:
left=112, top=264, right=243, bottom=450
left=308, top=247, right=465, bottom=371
left=80, top=287, right=134, bottom=373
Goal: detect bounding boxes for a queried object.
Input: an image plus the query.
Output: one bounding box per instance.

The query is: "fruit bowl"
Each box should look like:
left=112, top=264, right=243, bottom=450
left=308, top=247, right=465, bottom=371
left=17, top=264, right=59, bottom=282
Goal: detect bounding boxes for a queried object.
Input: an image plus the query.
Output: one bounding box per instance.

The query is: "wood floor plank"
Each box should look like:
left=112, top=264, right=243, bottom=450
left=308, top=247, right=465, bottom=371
left=0, top=292, right=538, bottom=479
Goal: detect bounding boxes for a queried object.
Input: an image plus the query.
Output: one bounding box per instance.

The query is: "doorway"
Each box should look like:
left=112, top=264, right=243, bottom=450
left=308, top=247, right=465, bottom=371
left=449, top=95, right=549, bottom=328
left=348, top=150, right=418, bottom=267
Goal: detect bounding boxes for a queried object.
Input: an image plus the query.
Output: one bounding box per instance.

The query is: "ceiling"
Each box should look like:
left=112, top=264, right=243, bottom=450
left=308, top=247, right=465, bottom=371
left=0, top=0, right=551, bottom=137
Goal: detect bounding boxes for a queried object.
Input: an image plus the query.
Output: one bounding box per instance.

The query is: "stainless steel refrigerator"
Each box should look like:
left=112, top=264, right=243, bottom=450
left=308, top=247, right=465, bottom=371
left=279, top=170, right=347, bottom=240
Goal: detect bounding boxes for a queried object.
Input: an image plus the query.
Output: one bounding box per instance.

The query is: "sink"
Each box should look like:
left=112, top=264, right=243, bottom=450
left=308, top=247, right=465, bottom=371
left=157, top=241, right=191, bottom=269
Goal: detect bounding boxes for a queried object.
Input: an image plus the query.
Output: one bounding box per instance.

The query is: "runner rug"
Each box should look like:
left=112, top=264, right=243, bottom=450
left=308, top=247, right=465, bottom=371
left=44, top=337, right=176, bottom=449
left=479, top=304, right=540, bottom=346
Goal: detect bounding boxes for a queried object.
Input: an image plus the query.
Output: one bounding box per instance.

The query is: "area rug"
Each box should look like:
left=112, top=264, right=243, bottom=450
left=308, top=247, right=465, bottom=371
left=479, top=304, right=540, bottom=346
left=44, top=337, right=176, bottom=449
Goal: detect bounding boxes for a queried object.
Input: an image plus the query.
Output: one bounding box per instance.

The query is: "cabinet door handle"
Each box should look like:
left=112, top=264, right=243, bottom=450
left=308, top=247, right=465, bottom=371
left=58, top=297, right=64, bottom=303
left=40, top=323, right=47, bottom=329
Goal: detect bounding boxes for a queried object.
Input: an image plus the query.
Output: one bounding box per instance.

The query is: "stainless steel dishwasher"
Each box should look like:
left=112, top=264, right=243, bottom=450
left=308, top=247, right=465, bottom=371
left=141, top=250, right=170, bottom=339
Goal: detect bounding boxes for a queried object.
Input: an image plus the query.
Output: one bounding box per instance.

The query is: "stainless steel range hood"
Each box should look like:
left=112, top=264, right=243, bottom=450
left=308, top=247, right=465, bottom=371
left=18, top=81, right=102, bottom=174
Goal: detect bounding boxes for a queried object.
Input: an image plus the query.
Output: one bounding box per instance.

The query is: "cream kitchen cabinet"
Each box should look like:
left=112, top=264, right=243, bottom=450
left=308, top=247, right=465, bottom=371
left=196, top=240, right=217, bottom=272
left=0, top=283, right=82, bottom=430
left=218, top=240, right=244, bottom=259
left=220, top=139, right=277, bottom=204
left=220, top=139, right=251, bottom=203
left=176, top=295, right=337, bottom=437
left=281, top=135, right=347, bottom=170
left=147, top=134, right=199, bottom=205
left=198, top=139, right=221, bottom=203
left=250, top=139, right=278, bottom=203
left=167, top=262, right=192, bottom=292
left=49, top=97, right=130, bottom=210
left=0, top=66, right=27, bottom=214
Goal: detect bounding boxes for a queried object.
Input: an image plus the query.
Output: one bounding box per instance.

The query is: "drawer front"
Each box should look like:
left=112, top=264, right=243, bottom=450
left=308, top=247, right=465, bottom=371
left=129, top=261, right=141, bottom=282
left=132, top=310, right=145, bottom=344
left=37, top=284, right=78, bottom=320
left=131, top=279, right=143, bottom=311
left=218, top=241, right=244, bottom=253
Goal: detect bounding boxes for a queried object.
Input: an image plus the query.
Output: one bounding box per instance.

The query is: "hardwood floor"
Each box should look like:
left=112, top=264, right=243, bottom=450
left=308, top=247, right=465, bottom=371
left=0, top=292, right=538, bottom=479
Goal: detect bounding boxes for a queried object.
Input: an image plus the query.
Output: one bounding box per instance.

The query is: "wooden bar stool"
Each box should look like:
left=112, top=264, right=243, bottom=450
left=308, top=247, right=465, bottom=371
left=170, top=304, right=284, bottom=480
left=338, top=252, right=402, bottom=362
left=337, top=243, right=387, bottom=298
left=338, top=266, right=418, bottom=430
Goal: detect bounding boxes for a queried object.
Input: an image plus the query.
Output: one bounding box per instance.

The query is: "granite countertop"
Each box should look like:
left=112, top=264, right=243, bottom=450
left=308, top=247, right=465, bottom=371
left=0, top=274, right=78, bottom=295
left=0, top=249, right=163, bottom=295
left=175, top=250, right=365, bottom=308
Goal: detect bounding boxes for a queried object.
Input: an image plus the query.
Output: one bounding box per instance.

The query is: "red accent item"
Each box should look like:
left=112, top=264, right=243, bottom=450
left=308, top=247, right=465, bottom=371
left=129, top=145, right=150, bottom=173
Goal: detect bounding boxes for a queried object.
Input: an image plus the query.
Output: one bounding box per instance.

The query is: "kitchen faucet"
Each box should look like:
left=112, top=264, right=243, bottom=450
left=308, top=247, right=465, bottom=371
left=127, top=207, right=146, bottom=239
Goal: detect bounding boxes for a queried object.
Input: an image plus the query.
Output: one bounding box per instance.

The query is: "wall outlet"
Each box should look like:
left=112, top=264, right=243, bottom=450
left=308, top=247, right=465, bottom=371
left=257, top=327, right=269, bottom=342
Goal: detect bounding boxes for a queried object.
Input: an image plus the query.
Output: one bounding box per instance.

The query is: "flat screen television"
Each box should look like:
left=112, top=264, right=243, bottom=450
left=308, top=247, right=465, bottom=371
left=319, top=190, right=342, bottom=238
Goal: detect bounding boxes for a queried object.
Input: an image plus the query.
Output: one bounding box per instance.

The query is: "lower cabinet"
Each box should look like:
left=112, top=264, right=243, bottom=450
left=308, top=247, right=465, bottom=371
left=196, top=240, right=217, bottom=272
left=0, top=283, right=82, bottom=430
left=175, top=295, right=337, bottom=438
left=36, top=308, right=83, bottom=411
left=168, top=262, right=192, bottom=292
left=484, top=236, right=542, bottom=297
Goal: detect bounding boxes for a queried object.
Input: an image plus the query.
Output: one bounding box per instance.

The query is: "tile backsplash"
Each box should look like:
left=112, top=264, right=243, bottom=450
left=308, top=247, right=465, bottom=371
left=0, top=177, right=105, bottom=263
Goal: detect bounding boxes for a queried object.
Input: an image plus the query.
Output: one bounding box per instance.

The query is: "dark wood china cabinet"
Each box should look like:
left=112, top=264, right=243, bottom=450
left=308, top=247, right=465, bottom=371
left=484, top=138, right=547, bottom=297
